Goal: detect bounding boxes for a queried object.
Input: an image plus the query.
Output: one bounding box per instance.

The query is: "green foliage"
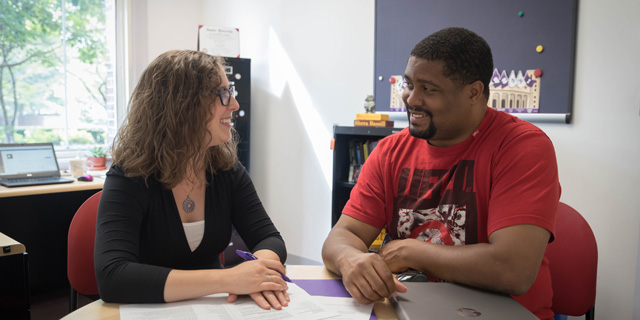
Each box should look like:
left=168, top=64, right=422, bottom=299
left=65, top=0, right=107, bottom=64
left=1, top=0, right=108, bottom=143
left=69, top=130, right=94, bottom=144
left=12, top=128, right=63, bottom=145
left=69, top=136, right=93, bottom=144
left=84, top=128, right=105, bottom=144
left=86, top=146, right=107, bottom=157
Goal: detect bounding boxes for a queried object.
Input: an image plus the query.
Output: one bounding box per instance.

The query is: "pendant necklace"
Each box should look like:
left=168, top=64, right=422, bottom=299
left=181, top=183, right=196, bottom=213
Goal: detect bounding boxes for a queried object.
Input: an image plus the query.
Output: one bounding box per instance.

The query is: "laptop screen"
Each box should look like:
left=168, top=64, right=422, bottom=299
left=0, top=143, right=61, bottom=179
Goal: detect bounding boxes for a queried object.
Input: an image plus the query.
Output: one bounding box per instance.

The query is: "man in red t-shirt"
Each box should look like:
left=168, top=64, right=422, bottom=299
left=322, top=27, right=560, bottom=320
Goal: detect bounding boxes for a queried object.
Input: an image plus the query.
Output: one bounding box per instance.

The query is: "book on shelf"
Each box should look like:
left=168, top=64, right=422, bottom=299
left=356, top=113, right=389, bottom=121
left=354, top=119, right=395, bottom=127
left=348, top=140, right=380, bottom=165
left=362, top=142, right=369, bottom=162
left=354, top=143, right=362, bottom=165
left=348, top=163, right=362, bottom=183
left=346, top=138, right=384, bottom=183
left=368, top=140, right=379, bottom=154
left=348, top=140, right=356, bottom=164
left=352, top=164, right=362, bottom=183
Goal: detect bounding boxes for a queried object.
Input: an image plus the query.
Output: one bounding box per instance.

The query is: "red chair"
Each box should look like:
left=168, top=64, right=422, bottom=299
left=66, top=190, right=227, bottom=312
left=67, top=191, right=102, bottom=312
left=547, top=202, right=598, bottom=319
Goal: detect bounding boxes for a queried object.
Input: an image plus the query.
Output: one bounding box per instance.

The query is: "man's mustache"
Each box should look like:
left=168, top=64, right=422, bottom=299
left=406, top=106, right=433, bottom=118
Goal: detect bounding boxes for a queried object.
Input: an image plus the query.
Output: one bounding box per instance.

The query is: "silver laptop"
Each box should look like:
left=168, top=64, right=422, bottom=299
left=0, top=143, right=73, bottom=187
left=391, top=282, right=538, bottom=320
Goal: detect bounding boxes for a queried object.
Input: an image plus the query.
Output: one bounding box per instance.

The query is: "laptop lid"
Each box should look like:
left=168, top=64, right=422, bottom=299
left=391, top=282, right=538, bottom=320
left=0, top=143, right=62, bottom=180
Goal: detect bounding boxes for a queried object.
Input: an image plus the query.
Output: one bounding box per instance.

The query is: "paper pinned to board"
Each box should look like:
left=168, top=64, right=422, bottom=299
left=198, top=25, right=240, bottom=58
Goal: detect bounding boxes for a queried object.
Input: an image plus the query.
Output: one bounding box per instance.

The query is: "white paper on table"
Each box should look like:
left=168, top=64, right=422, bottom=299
left=311, top=296, right=373, bottom=320
left=286, top=281, right=312, bottom=298
left=120, top=294, right=230, bottom=320
left=120, top=284, right=340, bottom=320
left=223, top=283, right=340, bottom=320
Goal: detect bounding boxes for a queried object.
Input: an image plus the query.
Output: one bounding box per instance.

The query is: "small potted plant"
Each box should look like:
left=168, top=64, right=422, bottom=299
left=86, top=146, right=108, bottom=170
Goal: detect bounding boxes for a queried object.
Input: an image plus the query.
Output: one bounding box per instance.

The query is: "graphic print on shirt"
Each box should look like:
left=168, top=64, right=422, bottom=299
left=391, top=160, right=478, bottom=245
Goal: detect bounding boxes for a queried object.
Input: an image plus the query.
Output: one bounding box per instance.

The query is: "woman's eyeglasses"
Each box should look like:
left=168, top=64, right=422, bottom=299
left=215, top=86, right=236, bottom=106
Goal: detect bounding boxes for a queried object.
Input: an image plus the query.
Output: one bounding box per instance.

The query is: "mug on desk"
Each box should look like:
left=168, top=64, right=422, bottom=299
left=70, top=159, right=94, bottom=177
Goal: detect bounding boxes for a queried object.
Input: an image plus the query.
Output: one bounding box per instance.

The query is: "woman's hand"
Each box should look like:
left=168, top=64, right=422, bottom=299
left=224, top=259, right=289, bottom=310
left=227, top=279, right=290, bottom=310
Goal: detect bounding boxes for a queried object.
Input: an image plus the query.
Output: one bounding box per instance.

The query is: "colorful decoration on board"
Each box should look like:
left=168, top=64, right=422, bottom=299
left=488, top=68, right=542, bottom=113
left=389, top=75, right=406, bottom=112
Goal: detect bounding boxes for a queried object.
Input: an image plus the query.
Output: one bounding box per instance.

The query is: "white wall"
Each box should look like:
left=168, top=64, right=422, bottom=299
left=145, top=0, right=203, bottom=61
left=636, top=230, right=640, bottom=320
left=196, top=0, right=375, bottom=264
left=537, top=1, right=640, bottom=319
left=136, top=1, right=640, bottom=319
left=136, top=0, right=374, bottom=264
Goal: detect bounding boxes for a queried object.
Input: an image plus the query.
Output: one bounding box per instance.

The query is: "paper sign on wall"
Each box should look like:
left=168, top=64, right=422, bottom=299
left=198, top=25, right=240, bottom=58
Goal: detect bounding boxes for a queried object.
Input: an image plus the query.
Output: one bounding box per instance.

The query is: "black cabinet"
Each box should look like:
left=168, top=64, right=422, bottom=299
left=0, top=190, right=99, bottom=295
left=225, top=58, right=251, bottom=173
left=222, top=58, right=251, bottom=261
left=0, top=234, right=30, bottom=320
left=331, top=125, right=402, bottom=226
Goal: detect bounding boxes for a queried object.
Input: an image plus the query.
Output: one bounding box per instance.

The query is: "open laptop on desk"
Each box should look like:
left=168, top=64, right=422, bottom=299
left=0, top=143, right=73, bottom=187
left=391, top=282, right=537, bottom=320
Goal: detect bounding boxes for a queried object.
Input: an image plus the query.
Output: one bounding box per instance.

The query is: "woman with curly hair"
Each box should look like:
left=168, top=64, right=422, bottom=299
left=94, top=50, right=288, bottom=310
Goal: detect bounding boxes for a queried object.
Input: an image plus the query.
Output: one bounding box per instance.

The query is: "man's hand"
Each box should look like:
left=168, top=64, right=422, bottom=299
left=338, top=250, right=407, bottom=304
left=323, top=215, right=407, bottom=304
left=378, top=238, right=423, bottom=273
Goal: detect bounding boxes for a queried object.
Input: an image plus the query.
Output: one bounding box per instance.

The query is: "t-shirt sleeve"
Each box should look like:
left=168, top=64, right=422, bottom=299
left=342, top=140, right=389, bottom=229
left=487, top=130, right=561, bottom=241
left=229, top=162, right=287, bottom=262
left=94, top=170, right=171, bottom=303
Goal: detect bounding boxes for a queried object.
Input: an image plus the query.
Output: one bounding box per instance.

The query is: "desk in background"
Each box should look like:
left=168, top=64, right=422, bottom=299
left=0, top=178, right=104, bottom=294
left=0, top=232, right=30, bottom=319
left=61, top=265, right=399, bottom=320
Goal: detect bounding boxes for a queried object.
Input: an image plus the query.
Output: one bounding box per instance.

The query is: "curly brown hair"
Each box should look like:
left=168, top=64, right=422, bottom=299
left=112, top=50, right=238, bottom=189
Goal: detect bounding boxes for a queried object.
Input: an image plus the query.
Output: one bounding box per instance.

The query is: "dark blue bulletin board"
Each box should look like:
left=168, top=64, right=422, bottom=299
left=374, top=0, right=579, bottom=123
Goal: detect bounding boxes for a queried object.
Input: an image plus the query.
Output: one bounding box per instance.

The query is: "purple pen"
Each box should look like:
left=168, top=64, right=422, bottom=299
left=235, top=249, right=293, bottom=282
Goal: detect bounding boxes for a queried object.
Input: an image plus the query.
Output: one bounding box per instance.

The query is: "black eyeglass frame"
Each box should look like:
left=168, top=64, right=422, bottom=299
left=215, top=86, right=236, bottom=106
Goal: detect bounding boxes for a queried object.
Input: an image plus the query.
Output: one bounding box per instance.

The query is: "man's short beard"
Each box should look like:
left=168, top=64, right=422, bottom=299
left=407, top=108, right=436, bottom=140
left=409, top=123, right=436, bottom=140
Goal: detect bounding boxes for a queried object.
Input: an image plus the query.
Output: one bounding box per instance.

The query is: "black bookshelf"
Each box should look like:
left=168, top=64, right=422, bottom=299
left=331, top=125, right=403, bottom=226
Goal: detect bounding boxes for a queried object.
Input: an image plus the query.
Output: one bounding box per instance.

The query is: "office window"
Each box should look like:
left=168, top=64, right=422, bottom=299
left=0, top=0, right=118, bottom=150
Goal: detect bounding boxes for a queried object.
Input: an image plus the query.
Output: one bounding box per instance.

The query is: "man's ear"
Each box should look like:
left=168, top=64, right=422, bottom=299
left=467, top=80, right=485, bottom=104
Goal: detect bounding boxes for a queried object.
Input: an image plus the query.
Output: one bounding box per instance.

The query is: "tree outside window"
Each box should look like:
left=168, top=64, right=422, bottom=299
left=0, top=0, right=117, bottom=149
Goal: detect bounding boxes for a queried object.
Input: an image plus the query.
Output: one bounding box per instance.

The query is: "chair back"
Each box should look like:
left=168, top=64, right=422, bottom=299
left=547, top=202, right=597, bottom=317
left=67, top=191, right=102, bottom=296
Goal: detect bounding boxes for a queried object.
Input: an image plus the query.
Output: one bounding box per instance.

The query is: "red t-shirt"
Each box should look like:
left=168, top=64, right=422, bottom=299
left=344, top=108, right=560, bottom=320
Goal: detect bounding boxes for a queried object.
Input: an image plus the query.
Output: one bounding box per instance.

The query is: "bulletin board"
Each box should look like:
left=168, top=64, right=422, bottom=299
left=374, top=0, right=579, bottom=123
